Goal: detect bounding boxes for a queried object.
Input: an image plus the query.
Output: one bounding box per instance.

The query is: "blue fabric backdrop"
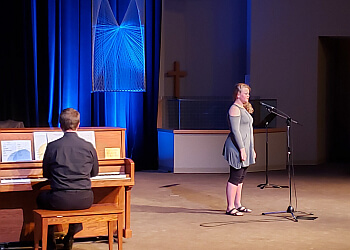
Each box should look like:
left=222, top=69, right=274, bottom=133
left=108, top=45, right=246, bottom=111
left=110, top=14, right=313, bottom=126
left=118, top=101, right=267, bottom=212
left=0, top=0, right=161, bottom=170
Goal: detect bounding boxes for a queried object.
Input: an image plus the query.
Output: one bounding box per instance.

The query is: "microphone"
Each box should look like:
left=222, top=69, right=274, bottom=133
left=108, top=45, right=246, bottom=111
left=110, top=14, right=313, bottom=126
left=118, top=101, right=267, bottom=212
left=260, top=101, right=276, bottom=110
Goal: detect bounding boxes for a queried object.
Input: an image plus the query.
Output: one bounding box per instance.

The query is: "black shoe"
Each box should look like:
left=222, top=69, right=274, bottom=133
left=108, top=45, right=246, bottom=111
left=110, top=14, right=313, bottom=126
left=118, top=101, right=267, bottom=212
left=62, top=234, right=74, bottom=250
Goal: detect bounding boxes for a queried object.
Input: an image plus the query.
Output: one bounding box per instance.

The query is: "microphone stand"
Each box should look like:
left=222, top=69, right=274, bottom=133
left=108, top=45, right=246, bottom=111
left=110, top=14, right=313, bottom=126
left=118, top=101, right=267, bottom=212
left=257, top=111, right=288, bottom=189
left=260, top=103, right=310, bottom=222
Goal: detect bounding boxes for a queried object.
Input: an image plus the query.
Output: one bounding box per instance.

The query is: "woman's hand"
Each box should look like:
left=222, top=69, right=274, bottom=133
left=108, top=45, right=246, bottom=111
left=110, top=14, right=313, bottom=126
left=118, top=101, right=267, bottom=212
left=254, top=150, right=256, bottom=159
left=240, top=148, right=247, bottom=162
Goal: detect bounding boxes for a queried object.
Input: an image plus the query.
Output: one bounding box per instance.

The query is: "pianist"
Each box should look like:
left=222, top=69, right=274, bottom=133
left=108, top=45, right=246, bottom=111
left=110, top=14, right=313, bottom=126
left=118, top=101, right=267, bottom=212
left=36, top=108, right=99, bottom=250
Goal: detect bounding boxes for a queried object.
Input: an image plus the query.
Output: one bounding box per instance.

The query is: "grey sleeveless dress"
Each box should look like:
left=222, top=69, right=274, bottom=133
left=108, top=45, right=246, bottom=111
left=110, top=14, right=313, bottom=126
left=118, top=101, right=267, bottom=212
left=222, top=104, right=255, bottom=169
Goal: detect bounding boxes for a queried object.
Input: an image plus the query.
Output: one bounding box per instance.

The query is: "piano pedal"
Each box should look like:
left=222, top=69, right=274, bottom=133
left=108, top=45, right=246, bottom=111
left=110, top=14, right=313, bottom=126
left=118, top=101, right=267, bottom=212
left=113, top=234, right=120, bottom=243
left=54, top=231, right=66, bottom=240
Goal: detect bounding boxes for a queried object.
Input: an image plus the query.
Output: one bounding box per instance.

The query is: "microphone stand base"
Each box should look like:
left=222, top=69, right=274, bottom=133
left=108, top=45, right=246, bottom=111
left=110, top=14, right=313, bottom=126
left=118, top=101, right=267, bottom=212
left=262, top=206, right=317, bottom=222
left=257, top=183, right=288, bottom=189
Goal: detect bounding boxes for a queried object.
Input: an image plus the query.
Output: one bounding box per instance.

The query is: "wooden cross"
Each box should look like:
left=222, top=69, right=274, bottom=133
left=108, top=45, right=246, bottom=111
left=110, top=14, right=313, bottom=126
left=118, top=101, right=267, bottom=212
left=166, top=61, right=187, bottom=98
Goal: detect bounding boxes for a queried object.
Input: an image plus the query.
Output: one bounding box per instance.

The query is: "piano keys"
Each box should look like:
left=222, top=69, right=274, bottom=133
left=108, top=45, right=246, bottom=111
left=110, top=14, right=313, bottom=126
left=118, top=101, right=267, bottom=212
left=0, top=127, right=134, bottom=243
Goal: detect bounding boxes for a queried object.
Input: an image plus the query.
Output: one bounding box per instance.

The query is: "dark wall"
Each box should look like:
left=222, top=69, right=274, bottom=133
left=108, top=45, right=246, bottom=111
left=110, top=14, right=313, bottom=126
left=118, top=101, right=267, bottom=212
left=321, top=37, right=350, bottom=163
left=250, top=0, right=350, bottom=164
left=160, top=0, right=247, bottom=98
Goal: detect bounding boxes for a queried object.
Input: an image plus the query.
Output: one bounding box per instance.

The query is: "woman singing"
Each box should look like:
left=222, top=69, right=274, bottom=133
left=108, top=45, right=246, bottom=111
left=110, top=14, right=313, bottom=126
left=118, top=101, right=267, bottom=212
left=223, top=83, right=256, bottom=216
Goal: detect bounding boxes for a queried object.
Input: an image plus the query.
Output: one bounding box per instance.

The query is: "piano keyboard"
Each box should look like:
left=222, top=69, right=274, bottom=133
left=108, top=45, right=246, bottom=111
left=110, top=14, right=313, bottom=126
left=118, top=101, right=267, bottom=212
left=0, top=178, right=47, bottom=184
left=0, top=172, right=129, bottom=184
left=91, top=172, right=128, bottom=180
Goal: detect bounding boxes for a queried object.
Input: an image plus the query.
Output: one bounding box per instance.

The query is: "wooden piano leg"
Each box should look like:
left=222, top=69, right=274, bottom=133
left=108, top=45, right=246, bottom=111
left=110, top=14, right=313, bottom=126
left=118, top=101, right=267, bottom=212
left=123, top=186, right=132, bottom=238
left=33, top=212, right=41, bottom=250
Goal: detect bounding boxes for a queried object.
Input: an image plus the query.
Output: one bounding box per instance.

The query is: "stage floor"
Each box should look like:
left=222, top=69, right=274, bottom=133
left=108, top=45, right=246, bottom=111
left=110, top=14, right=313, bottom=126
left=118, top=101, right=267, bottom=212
left=71, top=163, right=350, bottom=250
left=8, top=164, right=350, bottom=249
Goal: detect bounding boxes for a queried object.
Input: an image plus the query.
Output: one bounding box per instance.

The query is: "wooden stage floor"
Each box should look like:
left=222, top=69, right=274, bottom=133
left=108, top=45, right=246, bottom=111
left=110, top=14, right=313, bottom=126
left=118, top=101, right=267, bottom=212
left=4, top=163, right=350, bottom=249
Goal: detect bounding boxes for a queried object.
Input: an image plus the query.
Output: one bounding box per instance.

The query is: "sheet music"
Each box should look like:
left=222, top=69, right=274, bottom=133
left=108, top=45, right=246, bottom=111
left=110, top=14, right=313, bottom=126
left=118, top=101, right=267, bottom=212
left=33, top=131, right=96, bottom=160
left=46, top=132, right=64, bottom=143
left=33, top=132, right=48, bottom=160
left=1, top=140, right=32, bottom=162
left=77, top=131, right=96, bottom=148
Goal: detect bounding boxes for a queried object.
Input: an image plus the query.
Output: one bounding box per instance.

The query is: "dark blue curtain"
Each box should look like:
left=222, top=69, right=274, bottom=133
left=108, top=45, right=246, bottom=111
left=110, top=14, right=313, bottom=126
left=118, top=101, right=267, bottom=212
left=0, top=0, right=161, bottom=170
left=47, top=0, right=92, bottom=126
left=0, top=0, right=92, bottom=127
left=143, top=0, right=161, bottom=170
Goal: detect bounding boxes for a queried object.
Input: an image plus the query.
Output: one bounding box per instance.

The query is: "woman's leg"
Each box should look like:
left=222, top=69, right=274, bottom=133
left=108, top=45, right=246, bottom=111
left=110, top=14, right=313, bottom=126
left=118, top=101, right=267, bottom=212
left=234, top=167, right=248, bottom=208
left=226, top=182, right=244, bottom=216
left=234, top=183, right=243, bottom=208
left=235, top=182, right=252, bottom=212
left=226, top=181, right=238, bottom=212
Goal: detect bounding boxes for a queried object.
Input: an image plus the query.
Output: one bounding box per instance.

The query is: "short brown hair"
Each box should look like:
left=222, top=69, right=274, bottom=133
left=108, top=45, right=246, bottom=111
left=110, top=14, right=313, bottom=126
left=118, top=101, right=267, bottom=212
left=59, top=108, right=80, bottom=131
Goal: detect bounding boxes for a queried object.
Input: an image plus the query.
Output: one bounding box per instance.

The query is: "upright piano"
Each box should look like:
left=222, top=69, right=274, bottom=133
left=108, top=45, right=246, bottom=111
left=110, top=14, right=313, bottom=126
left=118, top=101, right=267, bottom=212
left=0, top=127, right=134, bottom=243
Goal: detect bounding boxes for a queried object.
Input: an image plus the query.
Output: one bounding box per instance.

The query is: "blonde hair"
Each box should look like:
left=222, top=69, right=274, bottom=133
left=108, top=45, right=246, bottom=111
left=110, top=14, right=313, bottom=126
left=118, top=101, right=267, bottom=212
left=233, top=83, right=254, bottom=114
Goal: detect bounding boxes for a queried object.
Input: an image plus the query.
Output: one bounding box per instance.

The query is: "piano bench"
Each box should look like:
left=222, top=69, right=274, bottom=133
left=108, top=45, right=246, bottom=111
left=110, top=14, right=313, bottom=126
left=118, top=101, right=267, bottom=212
left=33, top=204, right=123, bottom=250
